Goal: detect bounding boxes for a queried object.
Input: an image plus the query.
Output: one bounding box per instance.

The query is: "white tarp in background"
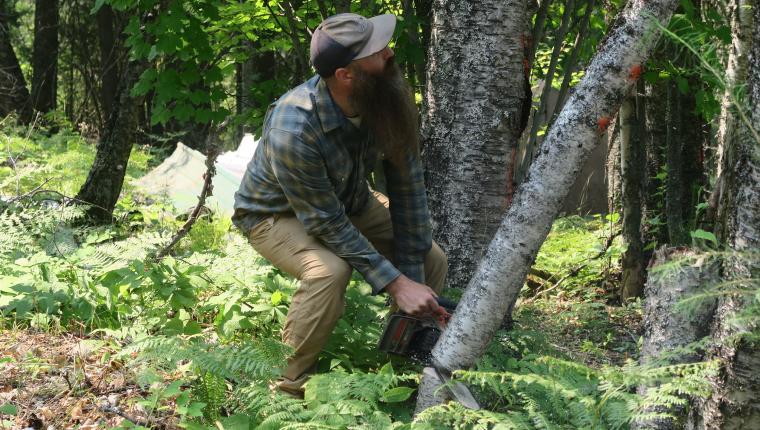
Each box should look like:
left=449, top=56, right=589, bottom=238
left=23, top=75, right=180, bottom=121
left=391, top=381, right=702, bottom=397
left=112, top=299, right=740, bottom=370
left=134, top=134, right=258, bottom=215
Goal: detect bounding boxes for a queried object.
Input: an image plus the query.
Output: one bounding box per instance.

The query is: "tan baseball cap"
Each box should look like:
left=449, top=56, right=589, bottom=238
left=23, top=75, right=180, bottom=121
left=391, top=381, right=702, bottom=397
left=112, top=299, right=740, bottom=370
left=310, top=13, right=396, bottom=77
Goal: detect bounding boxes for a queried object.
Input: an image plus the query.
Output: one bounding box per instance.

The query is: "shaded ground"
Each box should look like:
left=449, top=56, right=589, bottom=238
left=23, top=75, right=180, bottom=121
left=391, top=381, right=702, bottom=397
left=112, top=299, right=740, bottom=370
left=0, top=330, right=151, bottom=429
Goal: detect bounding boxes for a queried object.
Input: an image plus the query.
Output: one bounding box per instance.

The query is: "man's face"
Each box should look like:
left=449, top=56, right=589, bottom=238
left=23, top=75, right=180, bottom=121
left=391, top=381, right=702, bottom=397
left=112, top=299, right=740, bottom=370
left=352, top=46, right=395, bottom=77
left=346, top=47, right=419, bottom=167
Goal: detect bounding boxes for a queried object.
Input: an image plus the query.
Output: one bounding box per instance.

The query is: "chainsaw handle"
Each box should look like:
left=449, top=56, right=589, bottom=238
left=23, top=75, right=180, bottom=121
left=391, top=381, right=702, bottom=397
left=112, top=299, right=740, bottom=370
left=436, top=296, right=458, bottom=312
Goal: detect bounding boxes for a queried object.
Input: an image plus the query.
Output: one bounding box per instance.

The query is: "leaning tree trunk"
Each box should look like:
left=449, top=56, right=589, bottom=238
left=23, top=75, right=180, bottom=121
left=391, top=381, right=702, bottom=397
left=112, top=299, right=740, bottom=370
left=75, top=63, right=139, bottom=223
left=421, top=0, right=531, bottom=290
left=0, top=0, right=33, bottom=124
left=689, top=2, right=760, bottom=426
left=620, top=84, right=647, bottom=300
left=416, top=0, right=680, bottom=411
left=30, top=0, right=58, bottom=113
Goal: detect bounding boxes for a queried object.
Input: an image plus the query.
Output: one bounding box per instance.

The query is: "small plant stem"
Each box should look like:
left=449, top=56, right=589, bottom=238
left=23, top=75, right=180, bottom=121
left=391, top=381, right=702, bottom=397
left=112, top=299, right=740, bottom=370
left=152, top=122, right=224, bottom=262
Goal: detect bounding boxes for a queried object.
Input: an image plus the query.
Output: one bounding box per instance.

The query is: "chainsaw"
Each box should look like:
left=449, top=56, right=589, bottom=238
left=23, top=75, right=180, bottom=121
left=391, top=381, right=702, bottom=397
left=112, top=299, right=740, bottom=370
left=377, top=296, right=458, bottom=364
left=378, top=296, right=481, bottom=410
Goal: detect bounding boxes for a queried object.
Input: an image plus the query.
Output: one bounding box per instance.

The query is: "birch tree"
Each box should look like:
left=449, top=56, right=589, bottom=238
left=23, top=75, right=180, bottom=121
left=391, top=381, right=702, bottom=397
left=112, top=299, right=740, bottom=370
left=416, top=0, right=680, bottom=409
left=421, top=0, right=531, bottom=290
left=689, top=0, right=760, bottom=425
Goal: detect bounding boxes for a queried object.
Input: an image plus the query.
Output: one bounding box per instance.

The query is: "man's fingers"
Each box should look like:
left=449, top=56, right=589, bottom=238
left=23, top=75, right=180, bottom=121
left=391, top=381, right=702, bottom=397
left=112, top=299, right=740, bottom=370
left=425, top=293, right=440, bottom=314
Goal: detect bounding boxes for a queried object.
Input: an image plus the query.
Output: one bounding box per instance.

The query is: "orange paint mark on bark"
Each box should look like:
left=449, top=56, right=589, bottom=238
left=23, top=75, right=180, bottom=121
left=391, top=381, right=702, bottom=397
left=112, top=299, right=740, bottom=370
left=598, top=116, right=612, bottom=132
left=629, top=64, right=643, bottom=81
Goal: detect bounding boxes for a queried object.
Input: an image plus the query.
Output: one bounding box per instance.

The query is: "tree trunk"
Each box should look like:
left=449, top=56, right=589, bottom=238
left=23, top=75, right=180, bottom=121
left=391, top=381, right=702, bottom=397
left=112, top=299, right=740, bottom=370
left=0, top=0, right=33, bottom=124
left=416, top=0, right=679, bottom=413
left=644, top=78, right=669, bottom=245
left=31, top=0, right=58, bottom=114
left=421, top=0, right=531, bottom=290
left=620, top=84, right=647, bottom=300
left=690, top=2, right=760, bottom=426
left=97, top=4, right=118, bottom=125
left=75, top=63, right=139, bottom=222
left=606, top=114, right=622, bottom=214
left=714, top=0, right=752, bottom=182
left=634, top=248, right=720, bottom=430
left=680, top=79, right=706, bottom=232
left=665, top=81, right=689, bottom=245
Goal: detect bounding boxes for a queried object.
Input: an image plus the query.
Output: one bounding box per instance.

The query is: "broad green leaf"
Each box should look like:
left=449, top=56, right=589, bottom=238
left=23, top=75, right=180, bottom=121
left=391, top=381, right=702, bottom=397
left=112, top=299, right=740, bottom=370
left=381, top=387, right=415, bottom=403
left=690, top=229, right=718, bottom=245
left=0, top=403, right=17, bottom=415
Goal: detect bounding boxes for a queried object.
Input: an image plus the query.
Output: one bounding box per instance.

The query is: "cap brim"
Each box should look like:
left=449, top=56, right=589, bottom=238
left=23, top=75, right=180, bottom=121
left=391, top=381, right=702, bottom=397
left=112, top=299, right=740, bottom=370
left=354, top=14, right=396, bottom=60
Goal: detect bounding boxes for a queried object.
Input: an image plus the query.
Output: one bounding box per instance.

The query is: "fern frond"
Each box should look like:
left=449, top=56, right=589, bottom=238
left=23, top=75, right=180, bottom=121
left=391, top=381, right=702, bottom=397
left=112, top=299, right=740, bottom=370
left=121, top=335, right=290, bottom=381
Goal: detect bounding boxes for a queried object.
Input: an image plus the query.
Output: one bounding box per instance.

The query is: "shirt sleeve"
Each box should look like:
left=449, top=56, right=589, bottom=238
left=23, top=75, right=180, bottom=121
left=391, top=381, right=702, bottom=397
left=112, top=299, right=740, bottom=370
left=383, top=148, right=433, bottom=284
left=267, top=128, right=401, bottom=294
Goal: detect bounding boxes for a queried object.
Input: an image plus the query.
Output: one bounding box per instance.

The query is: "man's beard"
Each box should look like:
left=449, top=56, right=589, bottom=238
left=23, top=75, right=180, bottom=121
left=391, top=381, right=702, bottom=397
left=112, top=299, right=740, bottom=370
left=348, top=60, right=420, bottom=167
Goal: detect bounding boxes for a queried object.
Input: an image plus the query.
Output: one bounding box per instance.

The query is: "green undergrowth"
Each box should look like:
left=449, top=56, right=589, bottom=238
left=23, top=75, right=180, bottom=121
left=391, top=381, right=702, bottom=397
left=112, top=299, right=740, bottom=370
left=0, top=129, right=716, bottom=429
left=1, top=123, right=152, bottom=198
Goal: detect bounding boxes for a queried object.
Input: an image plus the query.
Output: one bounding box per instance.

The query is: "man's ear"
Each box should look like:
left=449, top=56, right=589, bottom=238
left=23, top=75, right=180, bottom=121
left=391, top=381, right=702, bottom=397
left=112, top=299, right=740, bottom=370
left=334, top=67, right=353, bottom=84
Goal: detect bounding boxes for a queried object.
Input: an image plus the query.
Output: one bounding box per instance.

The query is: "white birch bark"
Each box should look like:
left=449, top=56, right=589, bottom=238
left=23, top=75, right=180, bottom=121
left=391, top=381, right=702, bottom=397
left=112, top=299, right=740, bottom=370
left=715, top=0, right=753, bottom=181
left=688, top=2, right=760, bottom=426
left=421, top=0, right=531, bottom=290
left=419, top=0, right=680, bottom=394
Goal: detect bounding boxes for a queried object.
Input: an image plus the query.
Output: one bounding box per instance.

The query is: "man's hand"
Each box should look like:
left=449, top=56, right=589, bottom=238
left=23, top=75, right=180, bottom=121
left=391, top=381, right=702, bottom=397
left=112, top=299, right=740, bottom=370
left=385, top=275, right=439, bottom=317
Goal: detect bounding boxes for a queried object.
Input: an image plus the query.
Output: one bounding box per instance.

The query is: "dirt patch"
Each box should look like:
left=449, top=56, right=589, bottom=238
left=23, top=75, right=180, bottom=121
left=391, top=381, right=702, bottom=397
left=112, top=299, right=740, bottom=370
left=0, top=329, right=148, bottom=429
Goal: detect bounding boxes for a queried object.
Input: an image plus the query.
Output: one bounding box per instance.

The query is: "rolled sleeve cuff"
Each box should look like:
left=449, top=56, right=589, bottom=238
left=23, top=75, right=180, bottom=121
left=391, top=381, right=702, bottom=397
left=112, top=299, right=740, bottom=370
left=396, top=262, right=425, bottom=285
left=364, top=258, right=402, bottom=295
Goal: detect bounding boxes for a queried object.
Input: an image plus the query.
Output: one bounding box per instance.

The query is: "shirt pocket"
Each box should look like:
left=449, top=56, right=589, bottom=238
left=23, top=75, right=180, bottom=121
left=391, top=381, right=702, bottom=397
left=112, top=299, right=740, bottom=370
left=322, top=140, right=353, bottom=191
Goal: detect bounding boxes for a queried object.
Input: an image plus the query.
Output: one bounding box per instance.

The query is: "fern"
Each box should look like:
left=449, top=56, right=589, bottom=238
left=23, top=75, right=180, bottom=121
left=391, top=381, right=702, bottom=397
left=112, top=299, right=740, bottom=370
left=413, top=401, right=532, bottom=430
left=192, top=370, right=227, bottom=421
left=76, top=230, right=169, bottom=273
left=120, top=335, right=291, bottom=381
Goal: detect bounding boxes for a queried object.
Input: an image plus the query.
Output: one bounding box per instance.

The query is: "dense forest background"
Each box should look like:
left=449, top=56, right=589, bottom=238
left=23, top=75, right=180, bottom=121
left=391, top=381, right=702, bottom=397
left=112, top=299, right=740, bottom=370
left=0, top=0, right=758, bottom=428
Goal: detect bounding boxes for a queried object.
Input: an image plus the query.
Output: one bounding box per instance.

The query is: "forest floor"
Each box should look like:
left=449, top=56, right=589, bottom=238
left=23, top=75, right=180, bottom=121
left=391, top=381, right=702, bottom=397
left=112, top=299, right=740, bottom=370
left=0, top=127, right=662, bottom=429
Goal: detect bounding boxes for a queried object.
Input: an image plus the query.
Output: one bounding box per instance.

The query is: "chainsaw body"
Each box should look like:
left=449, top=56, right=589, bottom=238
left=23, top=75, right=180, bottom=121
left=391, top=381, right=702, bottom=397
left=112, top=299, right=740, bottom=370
left=378, top=297, right=457, bottom=363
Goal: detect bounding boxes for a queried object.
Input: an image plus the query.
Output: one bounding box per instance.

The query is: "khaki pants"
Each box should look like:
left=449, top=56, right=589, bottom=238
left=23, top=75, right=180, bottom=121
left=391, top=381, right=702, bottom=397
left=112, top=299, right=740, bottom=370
left=247, top=191, right=447, bottom=395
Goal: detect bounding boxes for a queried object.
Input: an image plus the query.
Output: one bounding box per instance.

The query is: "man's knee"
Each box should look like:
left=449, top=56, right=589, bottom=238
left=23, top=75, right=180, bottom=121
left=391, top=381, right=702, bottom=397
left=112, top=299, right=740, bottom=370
left=297, top=251, right=352, bottom=314
left=304, top=252, right=352, bottom=289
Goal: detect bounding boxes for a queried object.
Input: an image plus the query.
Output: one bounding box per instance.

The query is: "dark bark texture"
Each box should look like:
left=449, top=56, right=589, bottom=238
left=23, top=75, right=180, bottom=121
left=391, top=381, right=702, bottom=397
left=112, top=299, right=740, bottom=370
left=31, top=0, right=58, bottom=113
left=421, top=0, right=531, bottom=289
left=605, top=114, right=622, bottom=214
left=97, top=5, right=118, bottom=124
left=75, top=63, right=139, bottom=222
left=620, top=85, right=647, bottom=300
left=635, top=248, right=720, bottom=430
left=0, top=0, right=32, bottom=123
left=644, top=78, right=669, bottom=244
left=665, top=81, right=688, bottom=245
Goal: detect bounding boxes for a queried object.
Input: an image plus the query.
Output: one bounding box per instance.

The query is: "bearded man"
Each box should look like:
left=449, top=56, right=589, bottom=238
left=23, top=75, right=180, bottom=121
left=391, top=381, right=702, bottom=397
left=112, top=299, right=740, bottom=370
left=233, top=13, right=447, bottom=397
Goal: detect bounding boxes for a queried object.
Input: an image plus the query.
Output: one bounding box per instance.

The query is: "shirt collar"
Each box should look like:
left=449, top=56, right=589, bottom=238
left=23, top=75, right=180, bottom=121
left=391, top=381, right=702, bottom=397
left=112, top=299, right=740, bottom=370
left=314, top=75, right=347, bottom=134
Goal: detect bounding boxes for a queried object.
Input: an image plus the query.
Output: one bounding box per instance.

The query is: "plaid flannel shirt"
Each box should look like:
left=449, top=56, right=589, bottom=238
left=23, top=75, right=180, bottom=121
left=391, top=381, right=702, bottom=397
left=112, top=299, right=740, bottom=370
left=233, top=75, right=432, bottom=294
